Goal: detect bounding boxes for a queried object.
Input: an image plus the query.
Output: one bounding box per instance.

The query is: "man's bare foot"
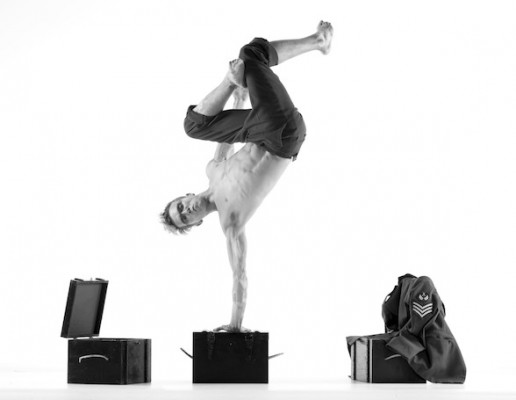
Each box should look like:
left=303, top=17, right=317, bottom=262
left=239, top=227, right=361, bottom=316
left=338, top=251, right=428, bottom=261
left=213, top=324, right=251, bottom=333
left=226, top=59, right=246, bottom=88
left=316, top=20, right=334, bottom=55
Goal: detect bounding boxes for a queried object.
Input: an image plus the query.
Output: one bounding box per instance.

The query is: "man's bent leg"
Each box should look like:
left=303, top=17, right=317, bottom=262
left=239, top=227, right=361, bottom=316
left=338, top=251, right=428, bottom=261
left=184, top=61, right=251, bottom=143
left=193, top=60, right=244, bottom=116
left=238, top=39, right=294, bottom=119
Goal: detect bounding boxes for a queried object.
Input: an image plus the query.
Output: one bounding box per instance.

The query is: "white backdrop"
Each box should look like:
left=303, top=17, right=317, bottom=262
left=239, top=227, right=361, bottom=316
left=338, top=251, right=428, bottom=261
left=1, top=0, right=515, bottom=383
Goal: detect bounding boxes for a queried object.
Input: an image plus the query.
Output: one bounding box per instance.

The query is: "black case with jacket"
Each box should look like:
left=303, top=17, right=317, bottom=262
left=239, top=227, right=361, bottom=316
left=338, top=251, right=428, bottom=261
left=381, top=274, right=466, bottom=383
left=347, top=274, right=466, bottom=384
left=61, top=278, right=151, bottom=384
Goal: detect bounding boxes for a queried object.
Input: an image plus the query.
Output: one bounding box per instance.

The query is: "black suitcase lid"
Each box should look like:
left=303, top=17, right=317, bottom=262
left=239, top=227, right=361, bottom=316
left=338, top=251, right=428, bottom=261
left=61, top=278, right=108, bottom=338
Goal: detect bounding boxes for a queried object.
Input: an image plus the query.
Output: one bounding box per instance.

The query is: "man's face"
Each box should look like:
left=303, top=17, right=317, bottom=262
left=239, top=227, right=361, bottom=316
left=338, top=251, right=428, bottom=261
left=167, top=193, right=205, bottom=228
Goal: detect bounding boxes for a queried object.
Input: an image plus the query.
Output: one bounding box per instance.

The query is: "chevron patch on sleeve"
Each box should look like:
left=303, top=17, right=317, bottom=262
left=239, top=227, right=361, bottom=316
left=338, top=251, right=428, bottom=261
left=413, top=302, right=433, bottom=318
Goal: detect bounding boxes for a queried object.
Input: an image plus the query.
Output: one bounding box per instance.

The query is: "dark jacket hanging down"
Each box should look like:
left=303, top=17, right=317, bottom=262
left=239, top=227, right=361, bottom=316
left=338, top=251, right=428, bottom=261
left=382, top=274, right=467, bottom=383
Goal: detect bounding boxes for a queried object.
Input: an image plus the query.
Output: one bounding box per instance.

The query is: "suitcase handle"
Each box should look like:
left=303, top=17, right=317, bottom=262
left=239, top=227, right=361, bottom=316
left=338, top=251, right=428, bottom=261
left=180, top=348, right=193, bottom=359
left=78, top=354, right=110, bottom=363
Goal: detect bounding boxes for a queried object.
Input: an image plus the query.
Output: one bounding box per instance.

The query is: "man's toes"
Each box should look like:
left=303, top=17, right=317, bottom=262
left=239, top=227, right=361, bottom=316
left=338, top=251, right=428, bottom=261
left=318, top=20, right=333, bottom=32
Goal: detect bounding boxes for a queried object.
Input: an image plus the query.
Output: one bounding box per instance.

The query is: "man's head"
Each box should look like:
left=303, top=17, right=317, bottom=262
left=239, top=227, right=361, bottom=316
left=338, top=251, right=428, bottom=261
left=161, top=193, right=207, bottom=234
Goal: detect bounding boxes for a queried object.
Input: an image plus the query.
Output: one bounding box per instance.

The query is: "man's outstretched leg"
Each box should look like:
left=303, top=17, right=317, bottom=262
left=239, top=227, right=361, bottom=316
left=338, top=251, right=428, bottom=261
left=270, top=20, right=333, bottom=64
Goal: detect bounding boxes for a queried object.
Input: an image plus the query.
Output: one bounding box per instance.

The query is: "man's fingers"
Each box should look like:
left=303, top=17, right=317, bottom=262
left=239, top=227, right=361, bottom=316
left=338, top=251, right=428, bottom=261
left=213, top=324, right=251, bottom=333
left=213, top=324, right=230, bottom=332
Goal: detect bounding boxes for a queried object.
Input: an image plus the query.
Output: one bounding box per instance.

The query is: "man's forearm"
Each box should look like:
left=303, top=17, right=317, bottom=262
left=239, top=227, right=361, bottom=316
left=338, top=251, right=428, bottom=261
left=226, top=229, right=248, bottom=330
left=231, top=270, right=247, bottom=329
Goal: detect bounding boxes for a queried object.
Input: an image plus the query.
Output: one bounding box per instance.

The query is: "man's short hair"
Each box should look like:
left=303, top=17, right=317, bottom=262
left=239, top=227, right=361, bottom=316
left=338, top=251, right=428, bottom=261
left=160, top=196, right=203, bottom=235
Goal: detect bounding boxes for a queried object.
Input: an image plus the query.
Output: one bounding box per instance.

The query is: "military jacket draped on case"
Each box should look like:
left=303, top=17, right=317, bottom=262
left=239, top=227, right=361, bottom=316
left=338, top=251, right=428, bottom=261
left=382, top=274, right=467, bottom=383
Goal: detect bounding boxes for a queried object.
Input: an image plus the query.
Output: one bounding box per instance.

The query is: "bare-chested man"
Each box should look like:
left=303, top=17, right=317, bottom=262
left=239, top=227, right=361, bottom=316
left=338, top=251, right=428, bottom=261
left=162, top=21, right=333, bottom=332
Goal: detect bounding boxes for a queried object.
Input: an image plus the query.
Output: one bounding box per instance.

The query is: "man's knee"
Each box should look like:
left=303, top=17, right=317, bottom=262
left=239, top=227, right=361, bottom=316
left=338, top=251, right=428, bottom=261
left=184, top=121, right=202, bottom=139
left=183, top=105, right=211, bottom=139
left=238, top=38, right=278, bottom=67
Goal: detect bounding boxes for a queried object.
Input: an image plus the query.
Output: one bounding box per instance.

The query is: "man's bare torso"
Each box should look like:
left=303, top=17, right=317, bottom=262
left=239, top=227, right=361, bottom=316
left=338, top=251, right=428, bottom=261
left=206, top=143, right=291, bottom=232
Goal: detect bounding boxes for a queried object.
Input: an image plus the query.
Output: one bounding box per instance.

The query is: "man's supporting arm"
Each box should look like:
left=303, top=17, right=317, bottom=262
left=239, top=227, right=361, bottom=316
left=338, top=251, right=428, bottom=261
left=225, top=226, right=248, bottom=331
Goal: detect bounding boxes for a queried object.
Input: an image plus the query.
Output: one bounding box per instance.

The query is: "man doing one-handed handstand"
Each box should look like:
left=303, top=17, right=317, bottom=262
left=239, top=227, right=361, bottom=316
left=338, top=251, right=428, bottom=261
left=162, top=21, right=334, bottom=332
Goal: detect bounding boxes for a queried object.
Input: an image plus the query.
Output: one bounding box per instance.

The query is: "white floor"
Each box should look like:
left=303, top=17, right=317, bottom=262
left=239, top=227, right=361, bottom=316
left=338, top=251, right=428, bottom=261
left=2, top=368, right=516, bottom=400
